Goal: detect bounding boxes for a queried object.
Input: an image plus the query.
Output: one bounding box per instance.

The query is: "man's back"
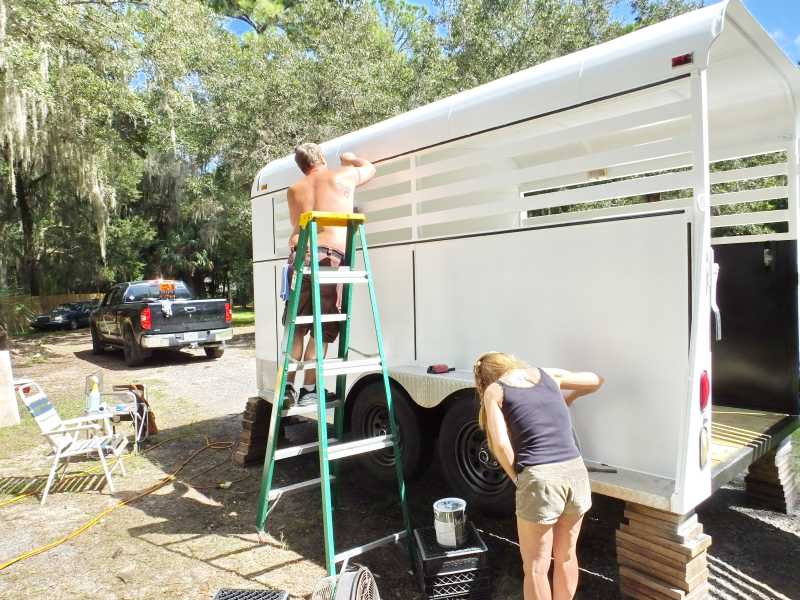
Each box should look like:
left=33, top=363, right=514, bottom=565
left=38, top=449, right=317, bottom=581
left=287, top=151, right=375, bottom=253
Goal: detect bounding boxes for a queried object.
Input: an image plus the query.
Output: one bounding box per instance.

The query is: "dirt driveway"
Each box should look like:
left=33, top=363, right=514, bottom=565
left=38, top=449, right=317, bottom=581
left=0, top=329, right=798, bottom=599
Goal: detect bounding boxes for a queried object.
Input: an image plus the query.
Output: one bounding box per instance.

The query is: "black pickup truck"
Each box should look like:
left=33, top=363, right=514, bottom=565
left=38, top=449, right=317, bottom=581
left=90, top=280, right=233, bottom=366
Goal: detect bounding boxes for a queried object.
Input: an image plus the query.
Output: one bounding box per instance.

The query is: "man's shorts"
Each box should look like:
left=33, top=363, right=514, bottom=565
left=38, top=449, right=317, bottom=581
left=515, top=456, right=592, bottom=525
left=282, top=247, right=343, bottom=344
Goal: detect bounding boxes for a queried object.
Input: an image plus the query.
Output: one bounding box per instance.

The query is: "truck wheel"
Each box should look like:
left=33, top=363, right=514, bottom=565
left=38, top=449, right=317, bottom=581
left=123, top=327, right=147, bottom=367
left=349, top=380, right=426, bottom=482
left=90, top=325, right=104, bottom=355
left=204, top=345, right=225, bottom=359
left=438, top=395, right=515, bottom=516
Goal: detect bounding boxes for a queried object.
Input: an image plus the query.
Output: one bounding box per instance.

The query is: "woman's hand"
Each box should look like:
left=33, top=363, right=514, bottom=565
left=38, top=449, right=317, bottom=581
left=483, top=383, right=517, bottom=482
left=544, top=368, right=604, bottom=406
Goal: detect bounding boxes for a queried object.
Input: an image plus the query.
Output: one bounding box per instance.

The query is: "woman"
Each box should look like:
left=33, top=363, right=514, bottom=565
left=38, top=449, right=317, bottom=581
left=473, top=352, right=603, bottom=600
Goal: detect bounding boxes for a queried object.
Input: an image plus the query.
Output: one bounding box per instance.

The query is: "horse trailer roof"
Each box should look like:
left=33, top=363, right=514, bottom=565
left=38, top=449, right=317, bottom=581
left=252, top=0, right=800, bottom=196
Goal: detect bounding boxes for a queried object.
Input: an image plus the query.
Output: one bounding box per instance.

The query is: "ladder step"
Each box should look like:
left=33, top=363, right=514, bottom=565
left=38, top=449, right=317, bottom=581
left=274, top=439, right=340, bottom=460
left=287, top=356, right=382, bottom=376
left=268, top=476, right=336, bottom=502
left=294, top=314, right=348, bottom=325
left=281, top=399, right=342, bottom=417
left=334, top=530, right=407, bottom=564
left=302, top=267, right=369, bottom=283
left=327, top=435, right=394, bottom=461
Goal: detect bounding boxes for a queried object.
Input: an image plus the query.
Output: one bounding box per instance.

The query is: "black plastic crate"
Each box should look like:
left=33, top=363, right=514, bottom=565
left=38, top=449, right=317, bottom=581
left=414, top=521, right=489, bottom=578
left=423, top=570, right=491, bottom=599
left=212, top=589, right=288, bottom=600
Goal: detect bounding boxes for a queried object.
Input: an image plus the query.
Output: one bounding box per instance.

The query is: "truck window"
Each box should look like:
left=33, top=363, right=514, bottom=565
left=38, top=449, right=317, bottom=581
left=125, top=282, right=194, bottom=302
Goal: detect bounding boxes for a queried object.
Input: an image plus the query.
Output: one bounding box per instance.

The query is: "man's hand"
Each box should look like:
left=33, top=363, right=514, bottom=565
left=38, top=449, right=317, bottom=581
left=338, top=152, right=376, bottom=186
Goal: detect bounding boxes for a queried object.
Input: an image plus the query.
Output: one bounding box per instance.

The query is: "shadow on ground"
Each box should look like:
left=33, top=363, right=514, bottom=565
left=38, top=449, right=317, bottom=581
left=83, top=411, right=799, bottom=600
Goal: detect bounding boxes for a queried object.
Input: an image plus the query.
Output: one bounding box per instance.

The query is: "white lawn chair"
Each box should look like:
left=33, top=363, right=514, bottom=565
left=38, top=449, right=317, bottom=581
left=14, top=379, right=127, bottom=504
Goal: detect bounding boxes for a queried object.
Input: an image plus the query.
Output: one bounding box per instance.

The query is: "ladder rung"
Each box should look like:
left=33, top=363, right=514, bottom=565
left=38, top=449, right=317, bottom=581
left=268, top=476, right=336, bottom=502
left=302, top=267, right=369, bottom=283
left=294, top=314, right=348, bottom=325
left=281, top=399, right=341, bottom=417
left=328, top=435, right=394, bottom=461
left=287, top=356, right=382, bottom=376
left=274, top=439, right=340, bottom=460
left=334, top=530, right=408, bottom=564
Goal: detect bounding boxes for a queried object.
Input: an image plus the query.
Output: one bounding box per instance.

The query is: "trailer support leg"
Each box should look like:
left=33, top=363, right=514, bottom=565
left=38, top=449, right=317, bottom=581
left=745, top=438, right=798, bottom=515
left=615, top=503, right=711, bottom=599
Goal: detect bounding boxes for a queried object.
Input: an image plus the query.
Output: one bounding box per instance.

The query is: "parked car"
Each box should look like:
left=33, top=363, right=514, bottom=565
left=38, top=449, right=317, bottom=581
left=30, top=301, right=97, bottom=331
left=90, top=280, right=233, bottom=366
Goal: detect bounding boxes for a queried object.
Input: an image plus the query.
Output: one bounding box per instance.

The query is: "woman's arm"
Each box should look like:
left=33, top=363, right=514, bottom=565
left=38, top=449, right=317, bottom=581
left=543, top=368, right=604, bottom=406
left=483, top=383, right=517, bottom=484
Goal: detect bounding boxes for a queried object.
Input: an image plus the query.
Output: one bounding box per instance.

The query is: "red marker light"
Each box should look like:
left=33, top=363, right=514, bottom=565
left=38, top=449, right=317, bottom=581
left=672, top=53, right=694, bottom=68
left=699, top=370, right=710, bottom=411
left=225, top=303, right=232, bottom=323
left=140, top=306, right=153, bottom=331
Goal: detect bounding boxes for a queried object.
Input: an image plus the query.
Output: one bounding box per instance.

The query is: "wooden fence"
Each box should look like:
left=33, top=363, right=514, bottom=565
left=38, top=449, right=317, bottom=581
left=0, top=293, right=103, bottom=336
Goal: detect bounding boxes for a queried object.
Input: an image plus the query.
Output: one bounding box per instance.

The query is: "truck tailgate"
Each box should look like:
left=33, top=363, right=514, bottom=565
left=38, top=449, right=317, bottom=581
left=148, top=300, right=228, bottom=334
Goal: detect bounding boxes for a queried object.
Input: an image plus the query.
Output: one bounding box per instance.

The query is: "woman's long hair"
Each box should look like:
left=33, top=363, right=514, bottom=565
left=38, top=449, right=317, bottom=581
left=473, top=351, right=527, bottom=432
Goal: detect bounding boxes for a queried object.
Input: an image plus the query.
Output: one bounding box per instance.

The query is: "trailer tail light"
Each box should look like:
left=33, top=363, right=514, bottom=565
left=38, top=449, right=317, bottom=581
left=225, top=303, right=232, bottom=323
left=699, top=370, right=710, bottom=411
left=672, top=53, right=694, bottom=68
left=140, top=306, right=153, bottom=331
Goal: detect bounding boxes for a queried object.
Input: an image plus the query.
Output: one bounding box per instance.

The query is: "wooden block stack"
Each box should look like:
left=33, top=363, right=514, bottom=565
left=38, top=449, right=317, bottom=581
left=745, top=440, right=798, bottom=515
left=616, top=503, right=711, bottom=600
left=233, top=396, right=271, bottom=466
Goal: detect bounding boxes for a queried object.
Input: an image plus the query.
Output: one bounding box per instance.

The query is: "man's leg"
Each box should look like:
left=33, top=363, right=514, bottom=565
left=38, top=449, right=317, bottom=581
left=301, top=338, right=328, bottom=388
left=288, top=331, right=305, bottom=385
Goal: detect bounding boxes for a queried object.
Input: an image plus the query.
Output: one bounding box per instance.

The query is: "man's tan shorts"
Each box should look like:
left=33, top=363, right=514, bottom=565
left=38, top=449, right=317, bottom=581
left=515, top=456, right=592, bottom=525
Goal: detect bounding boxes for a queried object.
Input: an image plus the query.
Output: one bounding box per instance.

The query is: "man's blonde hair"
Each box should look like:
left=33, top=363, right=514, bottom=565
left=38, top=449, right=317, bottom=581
left=473, top=351, right=527, bottom=431
left=294, top=143, right=326, bottom=174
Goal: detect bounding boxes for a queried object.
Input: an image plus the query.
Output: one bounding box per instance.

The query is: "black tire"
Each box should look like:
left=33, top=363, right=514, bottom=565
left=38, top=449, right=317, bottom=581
left=123, top=326, right=147, bottom=367
left=68, top=319, right=78, bottom=331
left=90, top=325, right=104, bottom=355
left=438, top=395, right=515, bottom=517
left=349, top=380, right=427, bottom=482
left=204, top=345, right=225, bottom=359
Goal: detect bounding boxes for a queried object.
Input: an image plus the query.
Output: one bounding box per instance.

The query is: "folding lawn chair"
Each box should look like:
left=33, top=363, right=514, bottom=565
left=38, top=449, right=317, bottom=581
left=14, top=379, right=127, bottom=505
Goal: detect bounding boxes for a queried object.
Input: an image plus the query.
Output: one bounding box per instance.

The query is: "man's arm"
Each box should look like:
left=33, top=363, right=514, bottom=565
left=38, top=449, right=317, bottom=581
left=286, top=185, right=313, bottom=249
left=339, top=152, right=376, bottom=187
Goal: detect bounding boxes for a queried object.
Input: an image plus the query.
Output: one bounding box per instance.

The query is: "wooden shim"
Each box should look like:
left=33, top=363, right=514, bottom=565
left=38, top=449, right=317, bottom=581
left=619, top=566, right=687, bottom=600
left=624, top=510, right=699, bottom=535
left=623, top=516, right=703, bottom=544
left=617, top=538, right=707, bottom=574
left=616, top=529, right=711, bottom=560
left=617, top=547, right=708, bottom=591
left=626, top=503, right=693, bottom=526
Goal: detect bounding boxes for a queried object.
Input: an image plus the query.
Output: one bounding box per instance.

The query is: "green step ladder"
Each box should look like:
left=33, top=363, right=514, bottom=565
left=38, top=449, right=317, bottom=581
left=255, top=210, right=413, bottom=576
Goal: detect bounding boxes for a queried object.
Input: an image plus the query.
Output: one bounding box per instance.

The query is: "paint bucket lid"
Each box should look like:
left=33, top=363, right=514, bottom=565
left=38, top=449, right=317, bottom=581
left=433, top=497, right=466, bottom=516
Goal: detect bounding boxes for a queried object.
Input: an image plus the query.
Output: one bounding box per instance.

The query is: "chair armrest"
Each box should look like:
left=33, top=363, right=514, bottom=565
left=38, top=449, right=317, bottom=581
left=62, top=413, right=113, bottom=426
left=46, top=424, right=101, bottom=437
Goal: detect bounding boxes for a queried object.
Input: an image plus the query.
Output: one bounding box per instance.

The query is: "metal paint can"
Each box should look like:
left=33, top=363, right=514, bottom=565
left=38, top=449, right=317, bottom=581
left=433, top=497, right=467, bottom=548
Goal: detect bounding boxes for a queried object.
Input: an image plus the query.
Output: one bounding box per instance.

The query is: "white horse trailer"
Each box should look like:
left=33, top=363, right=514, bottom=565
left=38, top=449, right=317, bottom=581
left=251, top=0, right=799, bottom=532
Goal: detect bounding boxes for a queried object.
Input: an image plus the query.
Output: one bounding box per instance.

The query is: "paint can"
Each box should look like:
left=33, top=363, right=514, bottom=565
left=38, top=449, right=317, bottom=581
left=433, top=497, right=467, bottom=548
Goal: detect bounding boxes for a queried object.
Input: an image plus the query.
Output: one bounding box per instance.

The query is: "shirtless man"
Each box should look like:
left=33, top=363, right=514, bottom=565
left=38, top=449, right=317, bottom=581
left=283, top=143, right=376, bottom=406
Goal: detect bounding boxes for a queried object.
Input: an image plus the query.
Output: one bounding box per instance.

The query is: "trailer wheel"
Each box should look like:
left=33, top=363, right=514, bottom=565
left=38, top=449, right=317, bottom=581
left=438, top=396, right=515, bottom=516
left=349, top=380, right=426, bottom=482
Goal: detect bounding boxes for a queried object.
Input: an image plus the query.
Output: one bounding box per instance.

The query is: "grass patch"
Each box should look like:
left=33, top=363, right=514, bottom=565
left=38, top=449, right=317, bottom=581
left=231, top=309, right=254, bottom=327
left=0, top=394, right=85, bottom=460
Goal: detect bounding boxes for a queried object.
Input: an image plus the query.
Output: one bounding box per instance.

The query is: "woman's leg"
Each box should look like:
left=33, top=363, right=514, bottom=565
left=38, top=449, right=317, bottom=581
left=551, top=513, right=584, bottom=600
left=517, top=516, right=554, bottom=600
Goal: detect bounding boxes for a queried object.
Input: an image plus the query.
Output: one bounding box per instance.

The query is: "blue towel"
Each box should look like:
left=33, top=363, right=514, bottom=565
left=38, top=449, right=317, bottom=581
left=280, top=263, right=291, bottom=301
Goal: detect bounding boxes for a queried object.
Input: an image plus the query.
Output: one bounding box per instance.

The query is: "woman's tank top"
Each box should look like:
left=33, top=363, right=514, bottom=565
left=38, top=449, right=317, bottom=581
left=498, top=369, right=580, bottom=472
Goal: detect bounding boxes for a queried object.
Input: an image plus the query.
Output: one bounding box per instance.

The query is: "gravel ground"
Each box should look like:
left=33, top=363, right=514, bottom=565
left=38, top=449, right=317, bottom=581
left=0, top=329, right=797, bottom=599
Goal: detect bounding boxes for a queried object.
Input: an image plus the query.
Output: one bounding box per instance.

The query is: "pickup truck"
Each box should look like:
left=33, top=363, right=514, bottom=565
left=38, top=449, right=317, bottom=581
left=90, top=280, right=233, bottom=366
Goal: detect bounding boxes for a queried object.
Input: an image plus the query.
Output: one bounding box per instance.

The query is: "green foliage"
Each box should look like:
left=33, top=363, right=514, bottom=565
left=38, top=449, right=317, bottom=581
left=2, top=0, right=712, bottom=304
